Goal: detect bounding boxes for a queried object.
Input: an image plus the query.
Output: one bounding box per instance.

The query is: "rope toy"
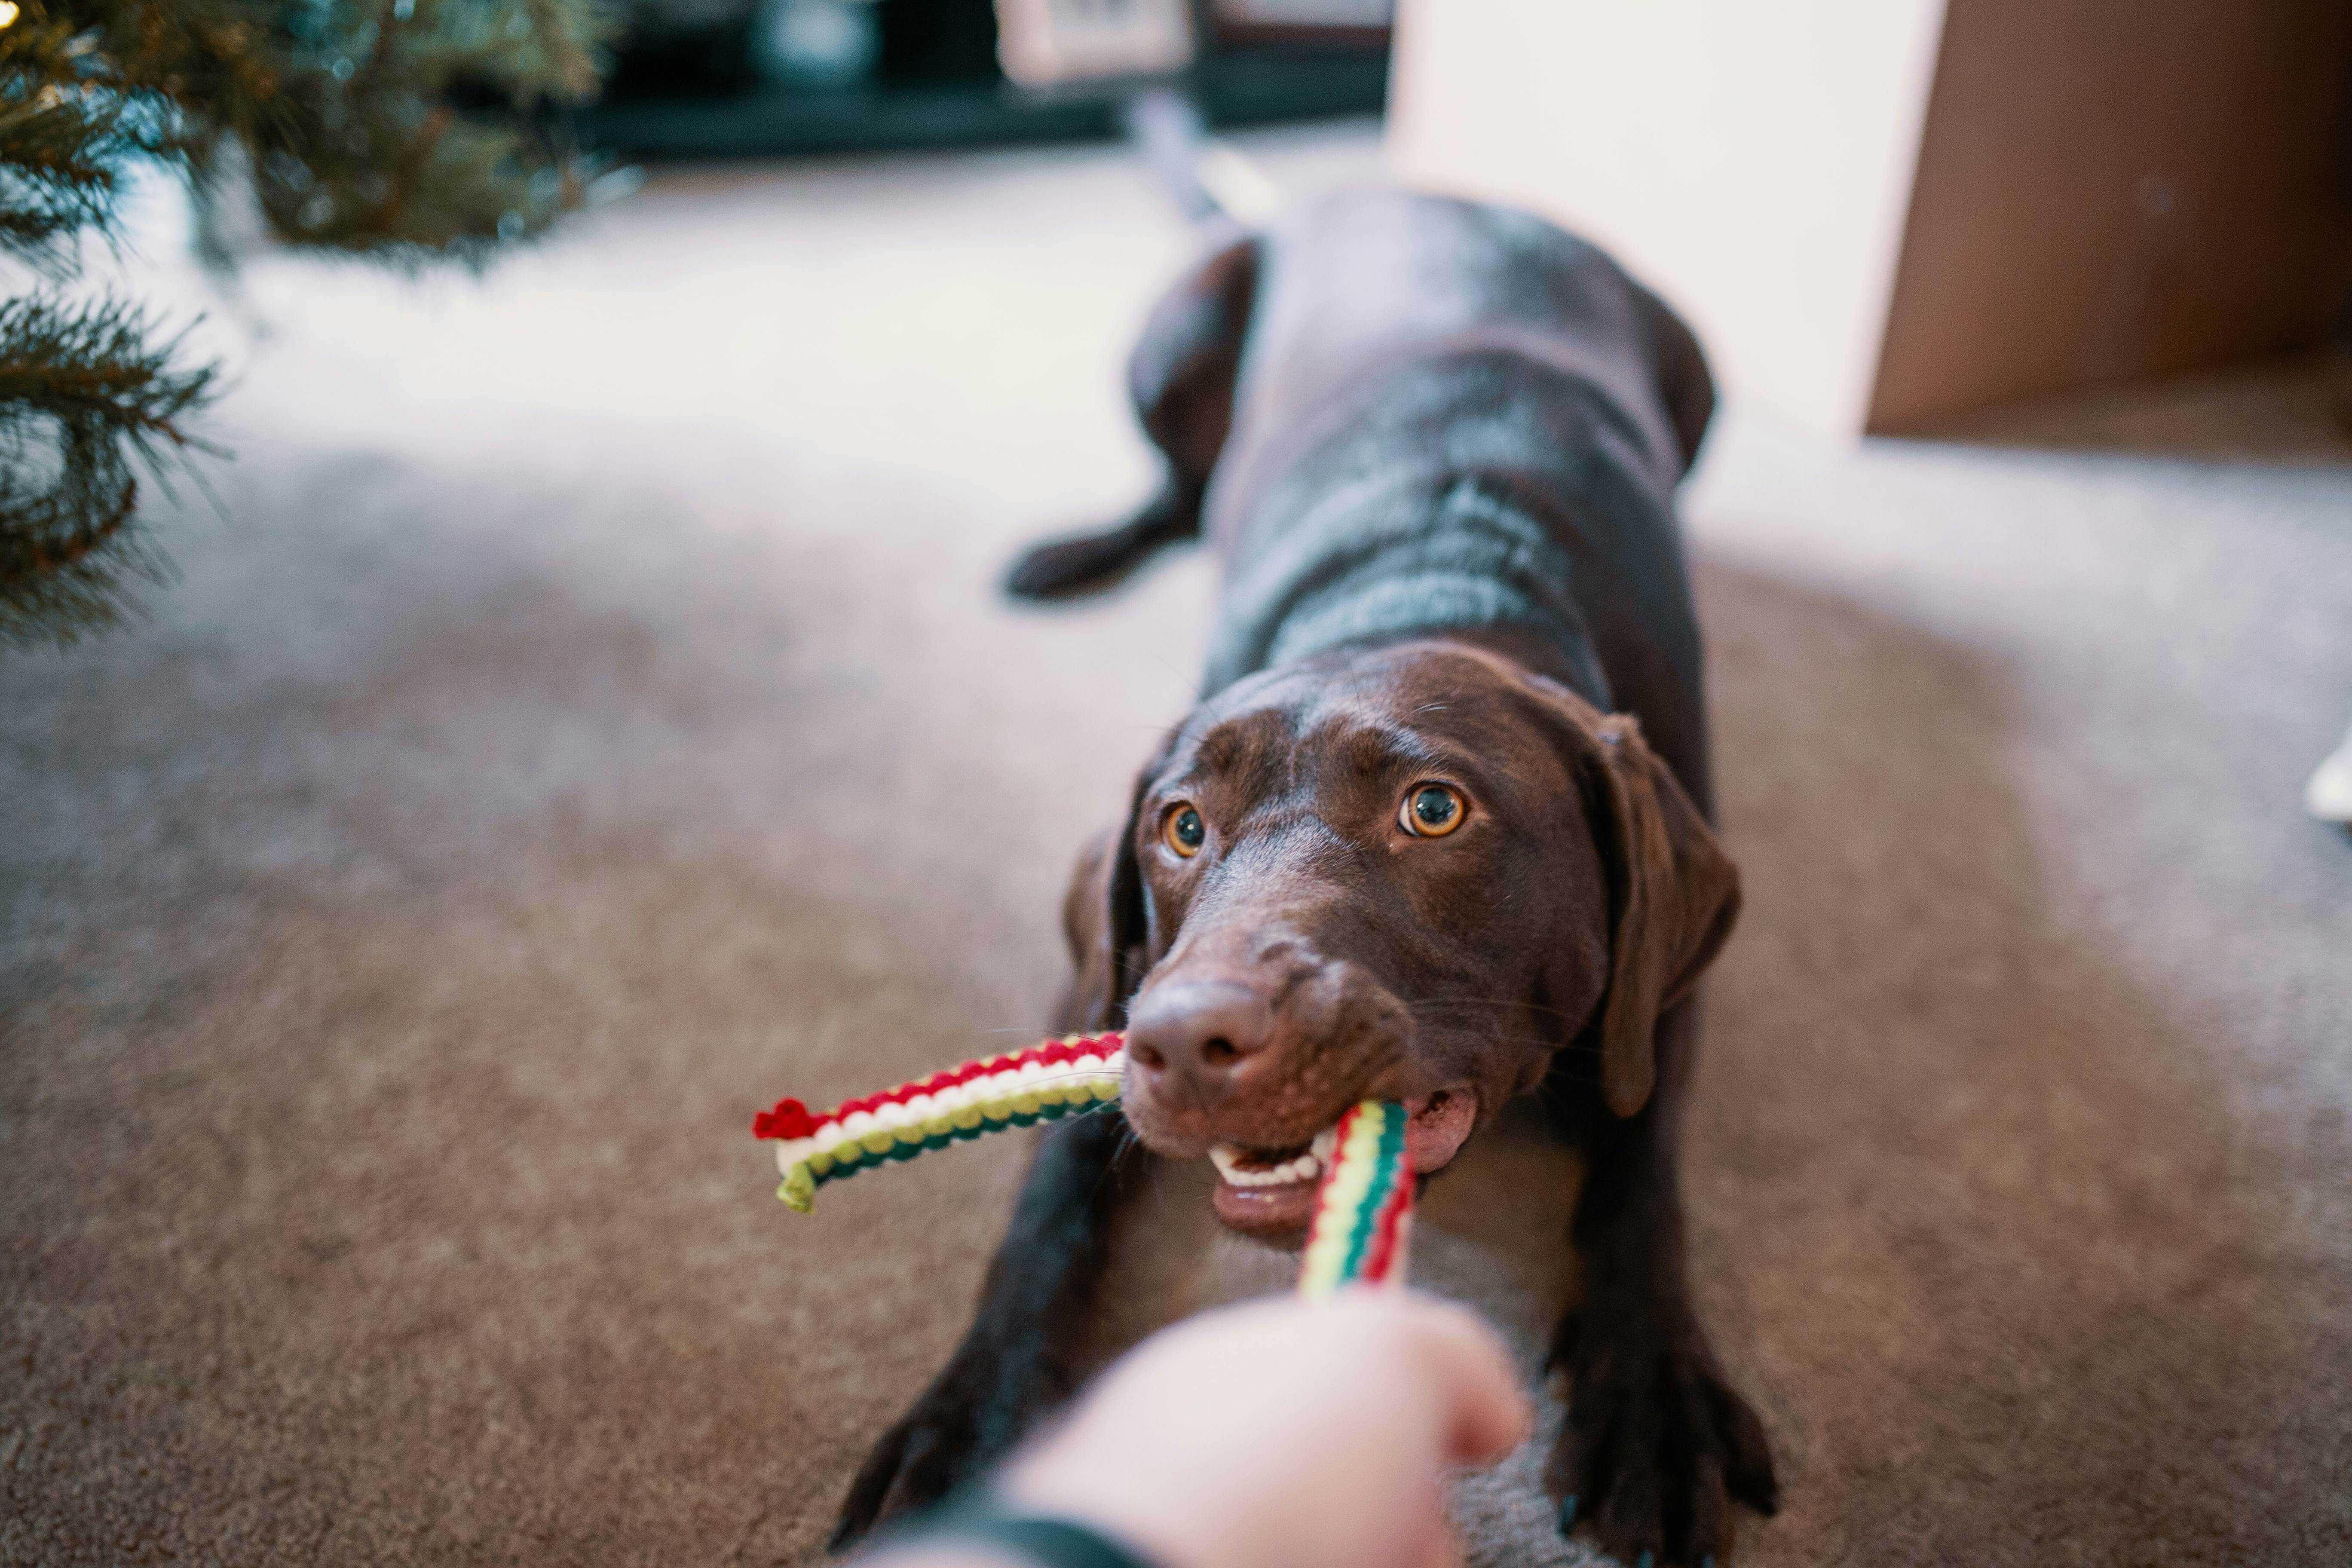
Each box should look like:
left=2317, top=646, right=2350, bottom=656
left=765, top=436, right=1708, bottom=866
left=1294, top=1099, right=1415, bottom=1298
left=753, top=1032, right=1415, bottom=1292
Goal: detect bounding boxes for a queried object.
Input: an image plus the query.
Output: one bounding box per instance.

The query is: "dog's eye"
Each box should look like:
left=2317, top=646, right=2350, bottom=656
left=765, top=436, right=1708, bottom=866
left=1400, top=783, right=1466, bottom=838
left=1163, top=803, right=1206, bottom=858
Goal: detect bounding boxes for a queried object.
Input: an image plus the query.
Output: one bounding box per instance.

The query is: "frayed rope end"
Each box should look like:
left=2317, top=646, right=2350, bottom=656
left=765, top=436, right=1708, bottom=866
left=754, top=1098, right=818, bottom=1141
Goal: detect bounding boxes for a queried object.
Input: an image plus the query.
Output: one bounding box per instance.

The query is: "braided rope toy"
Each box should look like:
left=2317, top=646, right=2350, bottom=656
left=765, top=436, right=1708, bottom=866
left=752, top=1032, right=1415, bottom=1292
left=1294, top=1099, right=1415, bottom=1298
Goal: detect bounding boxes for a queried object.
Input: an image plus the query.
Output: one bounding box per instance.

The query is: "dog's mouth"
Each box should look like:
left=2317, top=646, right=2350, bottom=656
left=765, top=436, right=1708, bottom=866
left=1207, top=1087, right=1478, bottom=1239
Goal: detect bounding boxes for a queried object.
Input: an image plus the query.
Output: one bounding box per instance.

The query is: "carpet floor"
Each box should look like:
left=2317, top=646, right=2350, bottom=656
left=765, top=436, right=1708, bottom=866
left=5, top=126, right=2349, bottom=1567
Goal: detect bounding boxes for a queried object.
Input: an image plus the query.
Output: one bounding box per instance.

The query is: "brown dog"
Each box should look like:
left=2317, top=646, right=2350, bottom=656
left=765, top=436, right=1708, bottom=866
left=835, top=191, right=1777, bottom=1567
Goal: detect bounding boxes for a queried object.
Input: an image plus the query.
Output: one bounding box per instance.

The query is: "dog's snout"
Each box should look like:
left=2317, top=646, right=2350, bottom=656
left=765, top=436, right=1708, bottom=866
left=1125, top=980, right=1274, bottom=1104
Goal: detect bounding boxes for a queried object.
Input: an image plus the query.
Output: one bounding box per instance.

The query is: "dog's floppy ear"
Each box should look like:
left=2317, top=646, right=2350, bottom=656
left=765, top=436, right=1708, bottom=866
left=1053, top=749, right=1166, bottom=1035
left=1546, top=699, right=1740, bottom=1117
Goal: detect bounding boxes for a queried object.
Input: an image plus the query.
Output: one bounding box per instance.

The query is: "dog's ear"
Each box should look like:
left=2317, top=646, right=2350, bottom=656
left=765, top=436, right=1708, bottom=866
left=1053, top=751, right=1165, bottom=1035
left=1529, top=686, right=1739, bottom=1117
left=1582, top=711, right=1741, bottom=1115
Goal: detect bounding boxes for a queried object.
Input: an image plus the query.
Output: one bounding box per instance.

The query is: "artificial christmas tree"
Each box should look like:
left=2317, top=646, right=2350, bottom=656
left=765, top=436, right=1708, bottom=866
left=0, top=0, right=612, bottom=649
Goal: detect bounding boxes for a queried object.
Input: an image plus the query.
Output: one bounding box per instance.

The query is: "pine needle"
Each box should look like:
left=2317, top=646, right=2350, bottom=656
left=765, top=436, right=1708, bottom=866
left=0, top=0, right=618, bottom=647
left=0, top=292, right=219, bottom=648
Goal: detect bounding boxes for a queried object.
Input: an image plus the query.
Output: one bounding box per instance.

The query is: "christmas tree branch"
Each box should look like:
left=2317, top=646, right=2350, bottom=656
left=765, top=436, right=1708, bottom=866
left=0, top=0, right=615, bottom=647
left=0, top=293, right=219, bottom=649
left=0, top=11, right=151, bottom=267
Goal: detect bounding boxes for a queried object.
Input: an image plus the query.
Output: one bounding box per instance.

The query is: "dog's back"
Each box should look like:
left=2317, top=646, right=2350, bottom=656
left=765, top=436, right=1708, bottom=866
left=1216, top=192, right=1706, bottom=478
left=1003, top=191, right=1716, bottom=785
left=1201, top=191, right=1719, bottom=799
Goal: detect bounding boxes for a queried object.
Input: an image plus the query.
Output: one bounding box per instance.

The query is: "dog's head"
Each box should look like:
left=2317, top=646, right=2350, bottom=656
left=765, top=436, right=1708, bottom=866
left=1060, top=640, right=1740, bottom=1240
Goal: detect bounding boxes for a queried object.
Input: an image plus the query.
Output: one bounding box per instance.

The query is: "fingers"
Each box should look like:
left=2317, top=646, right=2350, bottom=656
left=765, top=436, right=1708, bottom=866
left=1408, top=1491, right=1466, bottom=1568
left=999, top=1291, right=1530, bottom=1568
left=1380, top=1294, right=1532, bottom=1467
left=1098, top=1290, right=1531, bottom=1475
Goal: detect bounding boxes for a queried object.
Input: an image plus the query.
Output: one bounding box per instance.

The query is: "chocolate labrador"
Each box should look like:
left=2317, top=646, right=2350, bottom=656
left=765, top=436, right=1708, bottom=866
left=833, top=191, right=1777, bottom=1566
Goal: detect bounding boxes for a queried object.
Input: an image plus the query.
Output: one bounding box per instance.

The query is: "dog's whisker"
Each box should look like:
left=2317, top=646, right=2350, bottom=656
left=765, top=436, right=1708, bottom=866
left=1398, top=1010, right=1605, bottom=1061
left=1406, top=995, right=1595, bottom=1024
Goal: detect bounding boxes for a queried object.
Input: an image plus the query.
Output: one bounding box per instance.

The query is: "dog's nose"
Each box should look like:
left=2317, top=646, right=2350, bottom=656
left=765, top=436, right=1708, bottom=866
left=1124, top=979, right=1274, bottom=1105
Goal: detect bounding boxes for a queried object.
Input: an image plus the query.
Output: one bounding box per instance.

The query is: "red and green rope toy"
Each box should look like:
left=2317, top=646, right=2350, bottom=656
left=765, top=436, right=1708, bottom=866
left=752, top=1032, right=1415, bottom=1294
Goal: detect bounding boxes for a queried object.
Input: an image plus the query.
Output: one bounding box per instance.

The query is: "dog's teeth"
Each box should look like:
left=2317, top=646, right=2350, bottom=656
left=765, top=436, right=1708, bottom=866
left=1311, top=1127, right=1338, bottom=1164
left=1211, top=1141, right=1329, bottom=1188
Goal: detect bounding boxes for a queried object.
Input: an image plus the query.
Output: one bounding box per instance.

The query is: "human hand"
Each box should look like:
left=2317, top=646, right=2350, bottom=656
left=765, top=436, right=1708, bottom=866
left=992, top=1289, right=1530, bottom=1568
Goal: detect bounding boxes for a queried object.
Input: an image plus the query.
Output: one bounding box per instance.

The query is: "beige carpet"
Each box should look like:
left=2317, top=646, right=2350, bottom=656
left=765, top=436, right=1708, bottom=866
left=5, top=126, right=2349, bottom=1567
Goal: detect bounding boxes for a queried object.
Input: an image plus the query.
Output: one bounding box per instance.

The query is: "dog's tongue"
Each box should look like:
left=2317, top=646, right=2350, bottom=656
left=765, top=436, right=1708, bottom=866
left=1404, top=1089, right=1477, bottom=1174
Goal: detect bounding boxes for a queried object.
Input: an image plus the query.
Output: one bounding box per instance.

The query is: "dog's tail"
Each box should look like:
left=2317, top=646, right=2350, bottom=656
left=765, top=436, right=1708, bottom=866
left=1003, top=92, right=1269, bottom=602
left=1121, top=87, right=1284, bottom=231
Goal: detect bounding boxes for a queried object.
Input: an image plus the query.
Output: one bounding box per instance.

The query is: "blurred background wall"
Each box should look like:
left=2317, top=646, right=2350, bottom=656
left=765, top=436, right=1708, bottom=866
left=1388, top=0, right=2352, bottom=438
left=583, top=0, right=1393, bottom=155
left=578, top=0, right=2352, bottom=443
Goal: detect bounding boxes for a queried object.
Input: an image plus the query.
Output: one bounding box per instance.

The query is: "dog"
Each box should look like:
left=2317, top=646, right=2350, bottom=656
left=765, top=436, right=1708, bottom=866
left=833, top=190, right=1778, bottom=1567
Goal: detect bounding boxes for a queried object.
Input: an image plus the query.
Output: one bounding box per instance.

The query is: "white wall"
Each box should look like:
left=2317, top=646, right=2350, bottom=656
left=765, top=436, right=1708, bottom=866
left=1387, top=0, right=1948, bottom=435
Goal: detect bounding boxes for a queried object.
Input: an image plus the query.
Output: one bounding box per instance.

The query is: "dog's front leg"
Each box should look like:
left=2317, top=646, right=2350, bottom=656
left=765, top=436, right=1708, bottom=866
left=830, top=1108, right=1142, bottom=1550
left=1544, top=1004, right=1778, bottom=1567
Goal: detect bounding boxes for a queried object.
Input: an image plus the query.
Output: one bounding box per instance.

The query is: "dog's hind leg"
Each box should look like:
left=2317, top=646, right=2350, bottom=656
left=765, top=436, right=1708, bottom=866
left=1004, top=236, right=1259, bottom=600
left=1003, top=477, right=1204, bottom=601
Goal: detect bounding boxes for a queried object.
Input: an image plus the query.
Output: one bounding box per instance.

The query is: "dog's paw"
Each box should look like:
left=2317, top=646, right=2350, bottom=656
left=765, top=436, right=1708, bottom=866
left=828, top=1381, right=989, bottom=1553
left=1544, top=1338, right=1777, bottom=1567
